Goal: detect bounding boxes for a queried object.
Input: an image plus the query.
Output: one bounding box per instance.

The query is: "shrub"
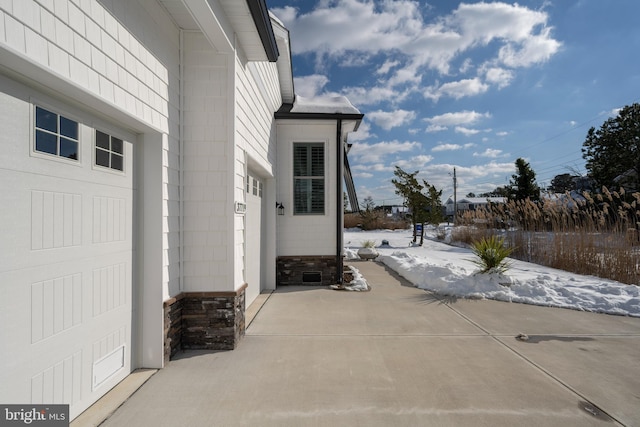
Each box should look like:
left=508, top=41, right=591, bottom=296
left=470, top=235, right=513, bottom=274
left=361, top=240, right=376, bottom=248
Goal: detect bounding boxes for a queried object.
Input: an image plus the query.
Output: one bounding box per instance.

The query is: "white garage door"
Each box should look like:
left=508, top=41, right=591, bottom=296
left=0, top=80, right=135, bottom=419
left=245, top=173, right=264, bottom=306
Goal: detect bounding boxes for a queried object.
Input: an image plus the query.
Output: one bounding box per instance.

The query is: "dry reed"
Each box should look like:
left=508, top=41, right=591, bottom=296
left=452, top=188, right=639, bottom=285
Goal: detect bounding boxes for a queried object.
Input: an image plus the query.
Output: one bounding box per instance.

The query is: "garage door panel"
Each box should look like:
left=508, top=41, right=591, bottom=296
left=0, top=171, right=133, bottom=271
left=0, top=85, right=135, bottom=418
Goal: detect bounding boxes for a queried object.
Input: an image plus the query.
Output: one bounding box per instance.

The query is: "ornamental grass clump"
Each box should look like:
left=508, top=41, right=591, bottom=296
left=470, top=235, right=514, bottom=274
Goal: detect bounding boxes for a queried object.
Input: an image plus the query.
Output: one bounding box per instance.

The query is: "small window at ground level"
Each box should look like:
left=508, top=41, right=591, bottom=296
left=95, top=130, right=124, bottom=171
left=35, top=106, right=79, bottom=160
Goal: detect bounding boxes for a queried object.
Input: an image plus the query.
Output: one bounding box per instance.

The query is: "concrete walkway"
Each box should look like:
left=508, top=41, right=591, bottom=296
left=99, top=260, right=640, bottom=426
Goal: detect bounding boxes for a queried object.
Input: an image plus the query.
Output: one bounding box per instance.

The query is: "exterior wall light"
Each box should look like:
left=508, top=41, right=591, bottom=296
left=276, top=202, right=285, bottom=216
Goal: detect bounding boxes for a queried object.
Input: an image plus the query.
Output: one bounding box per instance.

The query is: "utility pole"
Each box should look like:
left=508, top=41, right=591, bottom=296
left=453, top=167, right=457, bottom=225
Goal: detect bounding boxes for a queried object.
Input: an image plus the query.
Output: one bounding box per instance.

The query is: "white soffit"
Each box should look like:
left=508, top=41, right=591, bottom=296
left=271, top=14, right=294, bottom=104
left=219, top=0, right=270, bottom=61
left=180, top=0, right=234, bottom=53
left=163, top=0, right=270, bottom=61
left=158, top=0, right=200, bottom=30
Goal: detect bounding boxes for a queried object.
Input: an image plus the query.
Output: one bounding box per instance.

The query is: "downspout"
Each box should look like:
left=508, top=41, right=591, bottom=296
left=336, top=119, right=343, bottom=285
left=179, top=29, right=185, bottom=292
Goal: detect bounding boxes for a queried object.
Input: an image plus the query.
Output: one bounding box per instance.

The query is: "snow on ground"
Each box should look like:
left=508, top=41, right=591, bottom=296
left=344, top=228, right=640, bottom=317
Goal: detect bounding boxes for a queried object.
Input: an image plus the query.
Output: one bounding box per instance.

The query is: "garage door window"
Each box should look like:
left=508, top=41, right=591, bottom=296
left=35, top=106, right=79, bottom=160
left=95, top=130, right=124, bottom=171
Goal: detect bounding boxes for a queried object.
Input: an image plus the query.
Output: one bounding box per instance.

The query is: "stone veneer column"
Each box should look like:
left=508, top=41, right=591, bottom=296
left=163, top=284, right=247, bottom=362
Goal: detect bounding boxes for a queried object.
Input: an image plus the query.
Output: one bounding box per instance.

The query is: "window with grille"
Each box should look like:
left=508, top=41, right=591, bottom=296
left=293, top=143, right=324, bottom=215
left=95, top=130, right=124, bottom=171
left=34, top=106, right=79, bottom=160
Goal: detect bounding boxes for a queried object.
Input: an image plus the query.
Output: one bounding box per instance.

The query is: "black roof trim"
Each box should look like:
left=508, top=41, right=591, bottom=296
left=247, top=0, right=279, bottom=62
left=344, top=151, right=360, bottom=213
left=275, top=103, right=364, bottom=123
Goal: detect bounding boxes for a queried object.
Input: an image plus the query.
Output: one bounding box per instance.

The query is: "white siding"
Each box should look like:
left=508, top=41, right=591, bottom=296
left=181, top=31, right=233, bottom=292
left=276, top=121, right=339, bottom=256
left=233, top=50, right=280, bottom=292
left=0, top=0, right=181, bottom=298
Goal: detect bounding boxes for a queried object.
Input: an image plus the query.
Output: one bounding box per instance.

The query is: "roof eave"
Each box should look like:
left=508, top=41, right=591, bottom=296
left=275, top=104, right=364, bottom=123
left=246, top=0, right=279, bottom=62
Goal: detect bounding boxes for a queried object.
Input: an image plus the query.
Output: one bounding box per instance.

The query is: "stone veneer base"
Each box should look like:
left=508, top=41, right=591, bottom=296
left=163, top=284, right=247, bottom=363
left=276, top=255, right=340, bottom=286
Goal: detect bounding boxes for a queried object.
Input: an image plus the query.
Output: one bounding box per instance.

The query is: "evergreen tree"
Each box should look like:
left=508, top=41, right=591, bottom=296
left=549, top=173, right=575, bottom=193
left=582, top=103, right=640, bottom=192
left=391, top=166, right=444, bottom=244
left=509, top=158, right=540, bottom=201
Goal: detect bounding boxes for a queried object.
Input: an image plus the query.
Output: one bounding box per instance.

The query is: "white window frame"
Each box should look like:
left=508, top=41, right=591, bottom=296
left=31, top=104, right=81, bottom=164
left=293, top=142, right=325, bottom=215
left=94, top=129, right=125, bottom=173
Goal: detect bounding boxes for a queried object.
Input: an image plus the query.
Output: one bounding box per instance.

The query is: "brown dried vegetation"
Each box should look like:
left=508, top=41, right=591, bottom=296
left=452, top=188, right=640, bottom=285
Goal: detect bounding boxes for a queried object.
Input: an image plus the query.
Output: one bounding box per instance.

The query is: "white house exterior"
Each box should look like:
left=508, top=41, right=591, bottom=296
left=0, top=0, right=361, bottom=420
left=445, top=196, right=506, bottom=217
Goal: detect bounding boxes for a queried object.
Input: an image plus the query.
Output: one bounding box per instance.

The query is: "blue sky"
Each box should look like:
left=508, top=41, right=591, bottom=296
left=268, top=0, right=640, bottom=206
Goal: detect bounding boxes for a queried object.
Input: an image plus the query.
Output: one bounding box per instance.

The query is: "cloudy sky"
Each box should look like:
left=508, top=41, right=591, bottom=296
left=269, top=0, right=640, bottom=206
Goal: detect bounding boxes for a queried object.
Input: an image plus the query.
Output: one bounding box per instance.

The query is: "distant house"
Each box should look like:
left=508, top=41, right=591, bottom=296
left=445, top=196, right=506, bottom=217
left=614, top=168, right=638, bottom=193
left=0, top=0, right=361, bottom=420
left=541, top=191, right=586, bottom=209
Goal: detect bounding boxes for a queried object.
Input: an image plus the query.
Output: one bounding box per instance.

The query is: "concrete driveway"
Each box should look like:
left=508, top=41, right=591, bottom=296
left=98, top=260, right=640, bottom=426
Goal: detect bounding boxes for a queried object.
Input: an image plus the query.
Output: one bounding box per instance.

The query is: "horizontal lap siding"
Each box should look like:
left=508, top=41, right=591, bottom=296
left=234, top=54, right=280, bottom=288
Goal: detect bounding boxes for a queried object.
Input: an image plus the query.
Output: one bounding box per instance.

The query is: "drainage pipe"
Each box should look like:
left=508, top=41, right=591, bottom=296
left=336, top=119, right=344, bottom=285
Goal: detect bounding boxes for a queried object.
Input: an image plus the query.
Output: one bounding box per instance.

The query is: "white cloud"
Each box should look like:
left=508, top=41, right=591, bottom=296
left=455, top=126, right=481, bottom=136
left=293, top=74, right=329, bottom=97
left=340, top=85, right=403, bottom=106
left=354, top=172, right=374, bottom=179
left=367, top=109, right=416, bottom=130
left=348, top=121, right=373, bottom=142
left=425, top=110, right=491, bottom=126
left=498, top=27, right=562, bottom=67
left=424, top=78, right=489, bottom=101
left=274, top=1, right=561, bottom=97
left=394, top=155, right=434, bottom=170
left=473, top=148, right=505, bottom=158
left=483, top=67, right=514, bottom=89
left=496, top=131, right=509, bottom=137
left=459, top=58, right=473, bottom=73
left=352, top=163, right=394, bottom=172
left=426, top=124, right=448, bottom=133
left=377, top=60, right=400, bottom=75
left=603, top=108, right=622, bottom=117
left=432, top=143, right=463, bottom=152
left=349, top=140, right=420, bottom=163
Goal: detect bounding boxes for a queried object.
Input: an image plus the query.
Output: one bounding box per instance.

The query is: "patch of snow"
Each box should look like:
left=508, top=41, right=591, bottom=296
left=345, top=227, right=640, bottom=317
left=291, top=95, right=361, bottom=115
left=332, top=265, right=370, bottom=291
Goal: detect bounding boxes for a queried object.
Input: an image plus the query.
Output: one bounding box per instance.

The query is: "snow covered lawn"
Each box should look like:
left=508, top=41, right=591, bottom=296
left=344, top=228, right=640, bottom=317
